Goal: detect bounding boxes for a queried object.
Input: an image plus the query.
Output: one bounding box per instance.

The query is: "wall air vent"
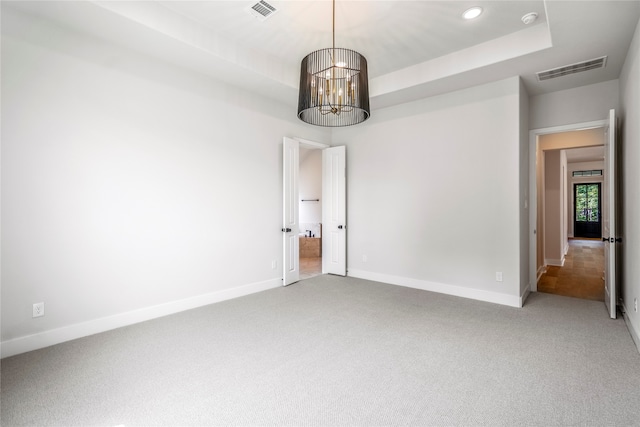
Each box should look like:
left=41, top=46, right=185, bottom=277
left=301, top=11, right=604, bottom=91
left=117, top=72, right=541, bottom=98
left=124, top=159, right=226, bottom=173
left=246, top=1, right=278, bottom=21
left=536, top=56, right=607, bottom=81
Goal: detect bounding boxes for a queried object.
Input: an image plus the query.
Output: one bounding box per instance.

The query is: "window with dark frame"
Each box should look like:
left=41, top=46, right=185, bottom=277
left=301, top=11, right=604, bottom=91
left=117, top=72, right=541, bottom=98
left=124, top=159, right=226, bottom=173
left=572, top=169, right=603, bottom=177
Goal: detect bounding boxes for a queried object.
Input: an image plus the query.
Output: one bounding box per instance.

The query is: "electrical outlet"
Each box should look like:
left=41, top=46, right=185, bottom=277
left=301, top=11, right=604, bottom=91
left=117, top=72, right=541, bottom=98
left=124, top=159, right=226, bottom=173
left=635, top=298, right=638, bottom=313
left=33, top=302, right=45, bottom=318
left=495, top=272, right=503, bottom=282
left=362, top=255, right=368, bottom=263
left=271, top=260, right=277, bottom=269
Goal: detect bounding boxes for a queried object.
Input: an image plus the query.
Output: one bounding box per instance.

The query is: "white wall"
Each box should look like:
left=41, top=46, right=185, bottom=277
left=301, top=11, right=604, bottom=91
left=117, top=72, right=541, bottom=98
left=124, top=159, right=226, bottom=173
left=299, top=148, right=322, bottom=236
left=619, top=17, right=640, bottom=351
left=529, top=80, right=619, bottom=130
left=519, top=80, right=530, bottom=297
left=333, top=77, right=525, bottom=307
left=0, top=8, right=330, bottom=357
left=543, top=150, right=565, bottom=265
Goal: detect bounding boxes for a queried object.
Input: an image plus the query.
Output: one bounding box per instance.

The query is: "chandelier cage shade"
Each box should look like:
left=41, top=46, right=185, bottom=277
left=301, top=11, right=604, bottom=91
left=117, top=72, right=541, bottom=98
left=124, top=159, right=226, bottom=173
left=298, top=48, right=370, bottom=126
left=297, top=0, right=370, bottom=127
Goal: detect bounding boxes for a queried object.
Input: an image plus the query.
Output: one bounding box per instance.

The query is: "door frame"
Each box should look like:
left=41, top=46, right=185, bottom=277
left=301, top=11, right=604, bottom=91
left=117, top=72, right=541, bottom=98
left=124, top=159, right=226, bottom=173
left=282, top=137, right=330, bottom=286
left=296, top=137, right=330, bottom=151
left=528, top=119, right=607, bottom=293
left=603, top=109, right=617, bottom=319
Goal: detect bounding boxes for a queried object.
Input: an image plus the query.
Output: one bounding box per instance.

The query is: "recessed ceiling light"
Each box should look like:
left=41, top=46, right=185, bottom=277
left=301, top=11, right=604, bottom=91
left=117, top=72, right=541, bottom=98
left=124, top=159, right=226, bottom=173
left=522, top=12, right=538, bottom=25
left=463, top=7, right=483, bottom=20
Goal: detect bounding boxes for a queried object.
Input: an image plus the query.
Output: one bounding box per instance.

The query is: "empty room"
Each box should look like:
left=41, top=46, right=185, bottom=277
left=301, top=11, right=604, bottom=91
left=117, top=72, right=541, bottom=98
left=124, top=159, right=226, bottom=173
left=2, top=1, right=640, bottom=425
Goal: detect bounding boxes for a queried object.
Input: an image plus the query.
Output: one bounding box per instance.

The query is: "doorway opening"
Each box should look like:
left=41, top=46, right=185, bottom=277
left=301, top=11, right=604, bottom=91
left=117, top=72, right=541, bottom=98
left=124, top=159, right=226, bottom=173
left=529, top=109, right=619, bottom=319
left=299, top=145, right=322, bottom=280
left=283, top=137, right=347, bottom=285
left=529, top=121, right=607, bottom=298
left=535, top=140, right=606, bottom=302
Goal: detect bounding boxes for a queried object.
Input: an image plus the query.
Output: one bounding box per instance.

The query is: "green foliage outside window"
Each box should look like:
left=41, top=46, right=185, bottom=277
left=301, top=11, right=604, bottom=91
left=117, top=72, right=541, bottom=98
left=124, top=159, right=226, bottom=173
left=575, top=184, right=599, bottom=222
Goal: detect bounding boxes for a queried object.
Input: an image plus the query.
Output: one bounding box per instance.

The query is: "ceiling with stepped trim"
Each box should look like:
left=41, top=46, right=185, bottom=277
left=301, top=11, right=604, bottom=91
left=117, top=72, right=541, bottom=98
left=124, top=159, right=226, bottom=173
left=4, top=1, right=639, bottom=111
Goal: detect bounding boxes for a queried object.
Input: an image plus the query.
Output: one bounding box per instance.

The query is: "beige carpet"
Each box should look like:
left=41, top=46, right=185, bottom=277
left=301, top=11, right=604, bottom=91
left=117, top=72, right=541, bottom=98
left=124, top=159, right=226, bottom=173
left=2, top=275, right=639, bottom=426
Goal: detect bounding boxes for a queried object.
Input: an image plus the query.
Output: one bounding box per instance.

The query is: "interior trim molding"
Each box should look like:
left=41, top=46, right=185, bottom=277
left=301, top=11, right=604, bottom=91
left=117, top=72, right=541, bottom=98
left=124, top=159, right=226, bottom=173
left=545, top=257, right=565, bottom=267
left=1, top=278, right=281, bottom=359
left=622, top=302, right=640, bottom=354
left=293, top=137, right=329, bottom=150
left=348, top=269, right=522, bottom=308
left=520, top=285, right=532, bottom=306
left=537, top=266, right=547, bottom=283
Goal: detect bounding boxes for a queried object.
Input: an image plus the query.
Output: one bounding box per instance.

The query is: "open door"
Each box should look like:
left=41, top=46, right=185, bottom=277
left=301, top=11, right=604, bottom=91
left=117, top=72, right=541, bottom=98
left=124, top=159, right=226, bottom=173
left=283, top=137, right=299, bottom=286
left=322, top=146, right=347, bottom=276
left=603, top=109, right=617, bottom=319
left=283, top=139, right=346, bottom=282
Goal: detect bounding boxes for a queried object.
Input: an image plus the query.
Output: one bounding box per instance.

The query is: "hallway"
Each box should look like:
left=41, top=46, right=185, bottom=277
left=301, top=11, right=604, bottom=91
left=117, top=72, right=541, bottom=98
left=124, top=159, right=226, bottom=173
left=300, top=257, right=322, bottom=280
left=538, top=238, right=605, bottom=301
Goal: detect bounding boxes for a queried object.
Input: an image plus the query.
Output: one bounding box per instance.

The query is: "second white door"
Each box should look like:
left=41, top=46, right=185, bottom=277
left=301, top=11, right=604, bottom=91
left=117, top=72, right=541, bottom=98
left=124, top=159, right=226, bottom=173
left=322, top=146, right=346, bottom=276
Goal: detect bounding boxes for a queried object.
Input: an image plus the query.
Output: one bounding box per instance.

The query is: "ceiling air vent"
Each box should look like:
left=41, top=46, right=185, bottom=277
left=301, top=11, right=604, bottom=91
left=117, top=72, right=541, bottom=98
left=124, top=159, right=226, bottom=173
left=246, top=1, right=278, bottom=21
left=536, top=56, right=607, bottom=81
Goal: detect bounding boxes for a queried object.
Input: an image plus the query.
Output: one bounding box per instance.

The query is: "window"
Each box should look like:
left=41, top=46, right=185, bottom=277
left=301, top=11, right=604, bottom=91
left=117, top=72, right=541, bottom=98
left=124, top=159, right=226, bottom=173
left=575, top=184, right=600, bottom=223
left=572, top=169, right=602, bottom=177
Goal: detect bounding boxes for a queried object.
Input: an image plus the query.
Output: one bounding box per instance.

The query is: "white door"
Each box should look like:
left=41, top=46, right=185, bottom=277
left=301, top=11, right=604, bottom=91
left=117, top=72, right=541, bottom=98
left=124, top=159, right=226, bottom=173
left=322, top=146, right=347, bottom=276
left=603, top=109, right=617, bottom=319
left=283, top=137, right=299, bottom=286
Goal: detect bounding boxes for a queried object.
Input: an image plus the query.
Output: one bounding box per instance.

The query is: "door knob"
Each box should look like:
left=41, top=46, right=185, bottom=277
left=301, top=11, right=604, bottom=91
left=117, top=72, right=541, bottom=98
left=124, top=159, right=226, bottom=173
left=338, top=225, right=344, bottom=229
left=602, top=237, right=621, bottom=243
left=282, top=228, right=292, bottom=232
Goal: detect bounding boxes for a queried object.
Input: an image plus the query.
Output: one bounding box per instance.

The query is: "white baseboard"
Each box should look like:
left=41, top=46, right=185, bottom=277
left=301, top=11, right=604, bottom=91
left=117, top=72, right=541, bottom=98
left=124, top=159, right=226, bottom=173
left=537, top=266, right=547, bottom=282
left=533, top=266, right=546, bottom=292
left=1, top=278, right=281, bottom=359
left=347, top=269, right=521, bottom=308
left=521, top=284, right=531, bottom=306
left=622, top=302, right=640, bottom=354
left=545, top=257, right=565, bottom=267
